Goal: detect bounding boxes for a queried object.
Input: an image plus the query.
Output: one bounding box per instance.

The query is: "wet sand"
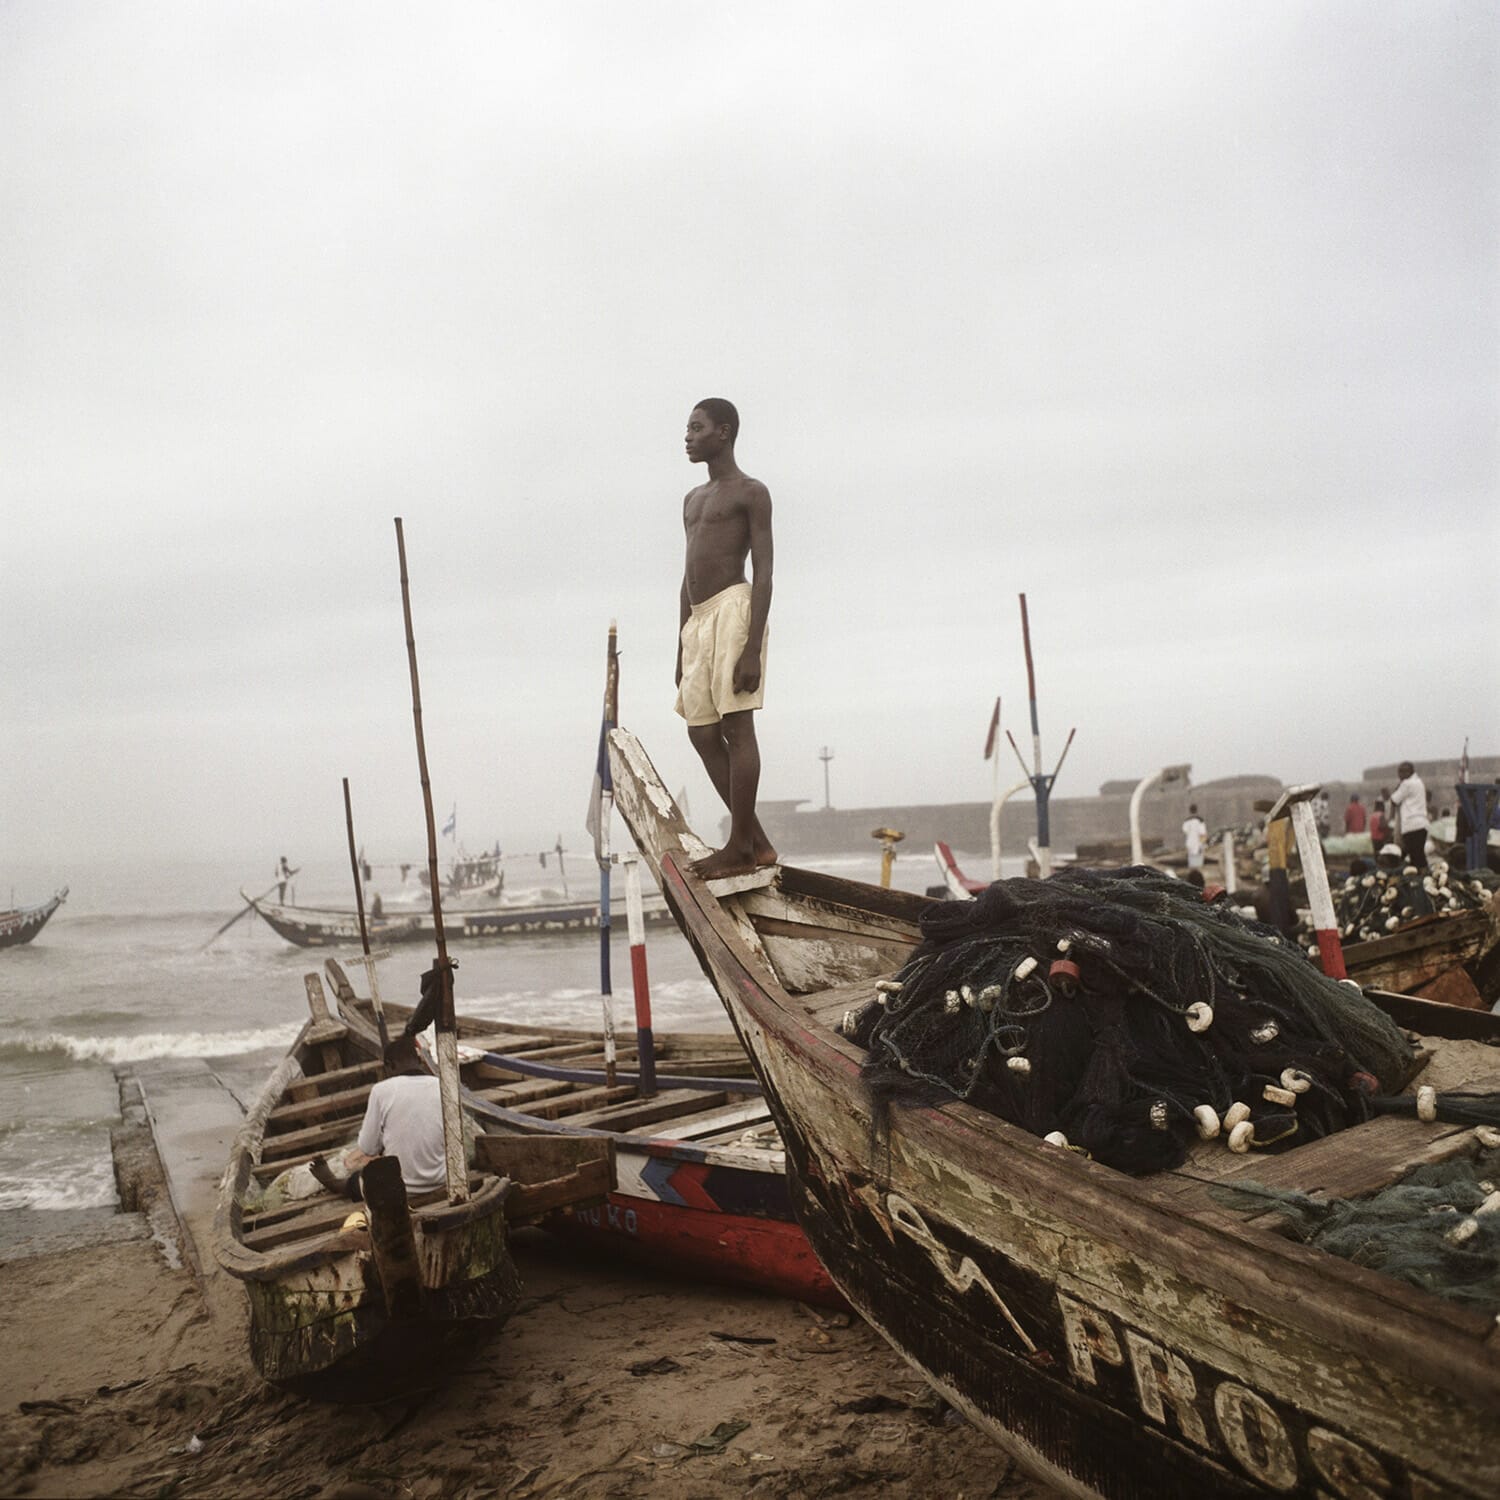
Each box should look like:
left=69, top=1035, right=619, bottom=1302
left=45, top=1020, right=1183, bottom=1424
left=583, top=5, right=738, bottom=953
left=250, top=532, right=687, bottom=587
left=0, top=1060, right=1058, bottom=1499
left=0, top=1229, right=1056, bottom=1499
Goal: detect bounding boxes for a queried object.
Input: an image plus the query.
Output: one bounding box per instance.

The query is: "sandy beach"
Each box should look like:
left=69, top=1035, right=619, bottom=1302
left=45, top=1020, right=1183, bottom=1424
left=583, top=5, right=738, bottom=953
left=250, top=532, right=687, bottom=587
left=1, top=1233, right=1053, bottom=1500
left=0, top=1060, right=1056, bottom=1500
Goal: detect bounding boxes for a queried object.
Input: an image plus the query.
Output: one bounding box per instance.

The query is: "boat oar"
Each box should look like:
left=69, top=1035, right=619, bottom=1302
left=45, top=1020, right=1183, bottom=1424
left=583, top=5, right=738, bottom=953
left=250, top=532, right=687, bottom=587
left=343, top=776, right=390, bottom=1054
left=394, top=517, right=469, bottom=1204
left=199, top=878, right=284, bottom=951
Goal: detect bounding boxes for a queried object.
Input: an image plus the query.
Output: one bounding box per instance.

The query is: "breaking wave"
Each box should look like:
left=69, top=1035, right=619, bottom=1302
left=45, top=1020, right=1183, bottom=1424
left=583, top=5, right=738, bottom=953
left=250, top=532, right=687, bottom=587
left=5, top=1025, right=298, bottom=1067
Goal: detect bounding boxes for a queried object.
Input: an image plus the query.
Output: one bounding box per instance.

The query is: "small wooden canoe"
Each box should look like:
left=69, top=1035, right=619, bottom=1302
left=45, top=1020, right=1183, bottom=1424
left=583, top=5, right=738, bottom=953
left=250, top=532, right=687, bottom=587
left=0, top=886, right=67, bottom=949
left=320, top=960, right=839, bottom=1305
left=212, top=972, right=528, bottom=1402
left=611, top=726, right=1500, bottom=1500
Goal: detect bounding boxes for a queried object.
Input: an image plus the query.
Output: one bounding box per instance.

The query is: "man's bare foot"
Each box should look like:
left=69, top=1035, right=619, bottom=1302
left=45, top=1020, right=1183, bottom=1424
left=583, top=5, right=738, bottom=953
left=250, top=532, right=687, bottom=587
left=754, top=843, right=779, bottom=868
left=693, top=846, right=761, bottom=880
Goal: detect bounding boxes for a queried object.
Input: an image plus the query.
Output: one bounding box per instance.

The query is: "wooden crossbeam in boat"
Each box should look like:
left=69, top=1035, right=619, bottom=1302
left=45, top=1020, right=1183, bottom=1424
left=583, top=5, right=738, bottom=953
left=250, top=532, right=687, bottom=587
left=565, top=1088, right=729, bottom=1133
left=242, top=1197, right=361, bottom=1251
left=470, top=1077, right=577, bottom=1108
left=1172, top=1113, right=1481, bottom=1208
left=623, top=1096, right=771, bottom=1139
left=284, top=1059, right=382, bottom=1102
left=258, top=1115, right=361, bottom=1162
left=703, top=865, right=778, bottom=897
left=267, top=1079, right=376, bottom=1131
left=522, top=1083, right=639, bottom=1121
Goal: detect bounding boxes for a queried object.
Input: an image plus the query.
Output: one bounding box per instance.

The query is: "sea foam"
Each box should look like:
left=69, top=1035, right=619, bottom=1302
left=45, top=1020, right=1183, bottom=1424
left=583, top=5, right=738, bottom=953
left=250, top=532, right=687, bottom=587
left=11, top=1025, right=298, bottom=1066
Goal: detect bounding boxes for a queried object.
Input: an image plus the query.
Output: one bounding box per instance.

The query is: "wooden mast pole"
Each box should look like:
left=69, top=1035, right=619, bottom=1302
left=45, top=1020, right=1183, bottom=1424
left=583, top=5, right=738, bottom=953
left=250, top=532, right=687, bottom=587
left=394, top=517, right=468, bottom=1203
left=1005, top=594, right=1075, bottom=880
left=342, top=776, right=390, bottom=1054
left=595, top=624, right=620, bottom=1087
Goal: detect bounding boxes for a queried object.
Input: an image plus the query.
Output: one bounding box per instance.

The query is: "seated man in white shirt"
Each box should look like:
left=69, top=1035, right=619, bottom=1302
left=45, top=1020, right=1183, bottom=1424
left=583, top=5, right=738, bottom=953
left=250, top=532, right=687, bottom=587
left=311, top=1034, right=447, bottom=1200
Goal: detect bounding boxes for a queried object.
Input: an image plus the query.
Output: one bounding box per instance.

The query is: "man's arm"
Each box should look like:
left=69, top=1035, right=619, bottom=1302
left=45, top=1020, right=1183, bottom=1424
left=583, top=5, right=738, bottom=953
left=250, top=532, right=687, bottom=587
left=733, top=482, right=774, bottom=694
left=345, top=1084, right=384, bottom=1171
left=676, top=576, right=690, bottom=687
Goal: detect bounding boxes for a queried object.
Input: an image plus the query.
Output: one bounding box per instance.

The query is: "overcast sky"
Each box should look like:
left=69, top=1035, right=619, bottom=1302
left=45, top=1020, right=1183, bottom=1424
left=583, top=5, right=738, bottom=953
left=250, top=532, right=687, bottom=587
left=3, top=1, right=1496, bottom=873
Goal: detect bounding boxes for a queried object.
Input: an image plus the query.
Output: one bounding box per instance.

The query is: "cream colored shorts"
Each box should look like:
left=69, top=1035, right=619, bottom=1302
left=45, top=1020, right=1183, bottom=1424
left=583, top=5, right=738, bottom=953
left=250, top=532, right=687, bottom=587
left=674, top=583, right=767, bottom=726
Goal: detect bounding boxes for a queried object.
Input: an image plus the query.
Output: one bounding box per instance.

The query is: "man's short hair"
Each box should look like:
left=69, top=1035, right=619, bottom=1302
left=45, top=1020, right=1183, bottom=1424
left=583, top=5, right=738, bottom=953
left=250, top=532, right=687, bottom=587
left=694, top=397, right=739, bottom=442
left=384, top=1034, right=422, bottom=1074
left=1398, top=761, right=1414, bottom=778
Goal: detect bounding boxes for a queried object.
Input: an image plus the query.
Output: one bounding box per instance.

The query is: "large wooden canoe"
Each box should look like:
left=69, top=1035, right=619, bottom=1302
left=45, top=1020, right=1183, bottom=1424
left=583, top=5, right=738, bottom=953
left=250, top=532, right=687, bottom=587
left=320, top=960, right=838, bottom=1304
left=243, top=889, right=677, bottom=948
left=212, top=972, right=524, bottom=1402
left=0, top=887, right=67, bottom=949
left=611, top=726, right=1500, bottom=1500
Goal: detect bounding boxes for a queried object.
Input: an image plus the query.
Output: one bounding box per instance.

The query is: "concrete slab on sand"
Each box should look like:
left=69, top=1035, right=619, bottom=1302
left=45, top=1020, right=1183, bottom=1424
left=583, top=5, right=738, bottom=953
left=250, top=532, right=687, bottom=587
left=131, top=1057, right=248, bottom=1276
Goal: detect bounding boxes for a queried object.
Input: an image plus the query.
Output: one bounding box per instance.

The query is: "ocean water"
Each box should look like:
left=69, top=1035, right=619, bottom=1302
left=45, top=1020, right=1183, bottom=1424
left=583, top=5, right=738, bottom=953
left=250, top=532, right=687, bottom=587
left=0, top=845, right=998, bottom=1213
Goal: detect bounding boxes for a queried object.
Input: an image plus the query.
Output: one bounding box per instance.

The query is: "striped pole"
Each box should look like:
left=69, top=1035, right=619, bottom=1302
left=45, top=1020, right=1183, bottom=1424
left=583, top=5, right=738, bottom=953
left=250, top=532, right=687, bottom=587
left=622, top=852, right=657, bottom=1099
left=1288, top=799, right=1347, bottom=980
left=596, top=625, right=619, bottom=1086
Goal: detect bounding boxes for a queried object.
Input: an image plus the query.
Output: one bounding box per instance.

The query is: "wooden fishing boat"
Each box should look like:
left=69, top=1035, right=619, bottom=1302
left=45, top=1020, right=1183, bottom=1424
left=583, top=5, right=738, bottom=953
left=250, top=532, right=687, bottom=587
left=320, top=960, right=839, bottom=1304
left=213, top=971, right=612, bottom=1401
left=1343, top=907, right=1499, bottom=1006
left=242, top=888, right=677, bottom=949
left=611, top=726, right=1500, bottom=1500
left=0, top=887, right=67, bottom=949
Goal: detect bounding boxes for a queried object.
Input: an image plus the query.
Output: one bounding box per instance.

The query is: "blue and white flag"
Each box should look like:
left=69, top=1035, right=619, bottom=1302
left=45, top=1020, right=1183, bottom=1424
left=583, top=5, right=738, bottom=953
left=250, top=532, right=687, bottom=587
left=442, top=805, right=456, bottom=838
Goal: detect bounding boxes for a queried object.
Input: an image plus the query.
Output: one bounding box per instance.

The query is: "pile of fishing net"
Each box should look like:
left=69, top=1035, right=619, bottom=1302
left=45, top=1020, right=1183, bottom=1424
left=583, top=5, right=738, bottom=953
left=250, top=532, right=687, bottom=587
left=1209, top=1140, right=1500, bottom=1310
left=847, top=867, right=1500, bottom=1176
left=1329, top=859, right=1493, bottom=946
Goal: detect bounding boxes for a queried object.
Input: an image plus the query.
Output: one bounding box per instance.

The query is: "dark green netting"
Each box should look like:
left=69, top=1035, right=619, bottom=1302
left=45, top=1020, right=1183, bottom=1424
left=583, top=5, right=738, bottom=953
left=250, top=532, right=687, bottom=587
left=1208, top=1146, right=1500, bottom=1310
left=849, top=867, right=1496, bottom=1174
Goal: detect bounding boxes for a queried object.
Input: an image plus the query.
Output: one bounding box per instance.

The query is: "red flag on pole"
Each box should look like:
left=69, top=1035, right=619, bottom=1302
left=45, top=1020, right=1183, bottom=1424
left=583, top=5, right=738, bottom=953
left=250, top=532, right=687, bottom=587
left=983, top=697, right=1000, bottom=760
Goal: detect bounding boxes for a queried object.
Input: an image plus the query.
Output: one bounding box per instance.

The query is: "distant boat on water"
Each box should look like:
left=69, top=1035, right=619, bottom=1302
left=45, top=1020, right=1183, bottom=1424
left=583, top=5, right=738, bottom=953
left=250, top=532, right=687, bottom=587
left=241, top=887, right=677, bottom=949
left=0, top=887, right=68, bottom=949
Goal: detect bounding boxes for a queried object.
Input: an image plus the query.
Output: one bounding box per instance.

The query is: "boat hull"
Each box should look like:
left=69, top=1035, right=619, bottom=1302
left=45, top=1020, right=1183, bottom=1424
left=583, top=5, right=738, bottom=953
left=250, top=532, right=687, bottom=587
left=666, top=852, right=1496, bottom=1498
left=603, top=724, right=1500, bottom=1500
left=0, top=889, right=67, bottom=949
left=245, top=1208, right=521, bottom=1402
left=247, top=895, right=676, bottom=949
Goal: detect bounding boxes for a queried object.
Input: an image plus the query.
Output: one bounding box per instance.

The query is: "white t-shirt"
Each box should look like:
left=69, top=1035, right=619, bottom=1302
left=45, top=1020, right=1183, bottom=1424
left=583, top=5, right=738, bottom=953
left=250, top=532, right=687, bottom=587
left=1182, top=816, right=1208, bottom=858
left=1389, top=775, right=1430, bottom=835
left=357, top=1074, right=447, bottom=1192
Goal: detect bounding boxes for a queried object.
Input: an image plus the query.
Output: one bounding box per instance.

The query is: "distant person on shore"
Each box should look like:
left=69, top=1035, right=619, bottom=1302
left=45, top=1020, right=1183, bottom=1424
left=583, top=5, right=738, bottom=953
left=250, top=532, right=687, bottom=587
left=275, top=855, right=293, bottom=903
left=1182, top=805, right=1208, bottom=872
left=674, top=397, right=777, bottom=879
left=1389, top=761, right=1430, bottom=870
left=1313, top=790, right=1331, bottom=838
left=1369, top=796, right=1390, bottom=850
left=311, top=1034, right=445, bottom=1200
left=1343, top=794, right=1367, bottom=835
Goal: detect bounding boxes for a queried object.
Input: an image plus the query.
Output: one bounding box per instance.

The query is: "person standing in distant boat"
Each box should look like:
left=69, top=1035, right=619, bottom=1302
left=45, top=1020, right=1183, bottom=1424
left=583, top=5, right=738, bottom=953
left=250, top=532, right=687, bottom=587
left=1182, top=805, right=1208, bottom=872
left=675, top=398, right=777, bottom=880
left=1389, top=761, right=1430, bottom=870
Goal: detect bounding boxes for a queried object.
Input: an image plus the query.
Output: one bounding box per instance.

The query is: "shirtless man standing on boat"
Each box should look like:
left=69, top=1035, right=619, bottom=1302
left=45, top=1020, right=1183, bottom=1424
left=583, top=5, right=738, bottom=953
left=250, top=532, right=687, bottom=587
left=676, top=398, right=777, bottom=879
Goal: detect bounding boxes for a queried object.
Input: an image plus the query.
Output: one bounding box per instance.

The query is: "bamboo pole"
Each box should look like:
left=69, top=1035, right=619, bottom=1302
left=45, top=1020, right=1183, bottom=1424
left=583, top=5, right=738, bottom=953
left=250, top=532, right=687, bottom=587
left=394, top=517, right=468, bottom=1204
left=343, top=776, right=390, bottom=1054
left=595, top=624, right=620, bottom=1087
